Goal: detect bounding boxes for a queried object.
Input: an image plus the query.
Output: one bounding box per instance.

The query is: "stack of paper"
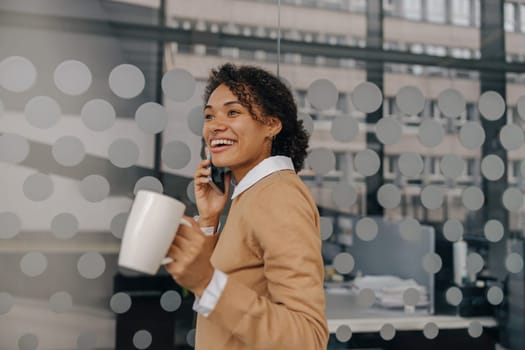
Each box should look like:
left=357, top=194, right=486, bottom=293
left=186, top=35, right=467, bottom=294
left=352, top=275, right=429, bottom=308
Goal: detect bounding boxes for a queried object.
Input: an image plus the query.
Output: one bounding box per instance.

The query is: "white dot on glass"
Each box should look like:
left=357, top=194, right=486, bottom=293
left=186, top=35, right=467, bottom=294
left=421, top=185, right=444, bottom=210
left=80, top=175, right=110, bottom=203
left=487, top=286, right=504, bottom=305
left=423, top=253, right=442, bottom=274
left=499, top=124, right=524, bottom=151
left=186, top=329, right=196, bottom=347
left=356, top=217, right=378, bottom=241
left=466, top=253, right=484, bottom=275
left=162, top=141, right=192, bottom=169
left=440, top=154, right=465, bottom=179
left=109, top=64, right=145, bottom=99
left=52, top=136, right=85, bottom=167
left=438, top=88, right=465, bottom=118
left=51, top=213, right=78, bottom=239
left=49, top=291, right=73, bottom=313
left=468, top=321, right=483, bottom=338
left=187, top=180, right=196, bottom=204
left=423, top=322, right=439, bottom=339
left=18, top=334, right=38, bottom=350
left=462, top=187, right=484, bottom=211
left=0, top=292, right=14, bottom=315
left=418, top=118, right=444, bottom=148
left=187, top=105, right=205, bottom=136
left=380, top=324, right=396, bottom=341
left=160, top=290, right=182, bottom=312
left=506, top=253, right=524, bottom=273
left=110, top=213, right=128, bottom=239
left=320, top=217, right=333, bottom=240
left=503, top=188, right=523, bottom=212
left=479, top=91, right=505, bottom=120
left=25, top=96, right=61, bottom=129
left=81, top=99, right=116, bottom=131
left=23, top=173, right=54, bottom=201
left=377, top=184, right=401, bottom=209
left=332, top=182, right=357, bottom=209
left=333, top=253, right=355, bottom=274
left=399, top=217, right=421, bottom=241
left=20, top=252, right=47, bottom=277
left=0, top=56, right=37, bottom=92
left=443, top=219, right=464, bottom=242
left=307, top=79, right=338, bottom=110
left=484, top=220, right=504, bottom=242
left=398, top=153, right=424, bottom=178
left=517, top=95, right=525, bottom=120
left=162, top=68, right=196, bottom=102
left=335, top=325, right=352, bottom=342
left=0, top=212, right=21, bottom=239
left=135, top=102, right=168, bottom=134
left=110, top=292, right=132, bottom=314
left=481, top=155, right=504, bottom=181
left=351, top=81, right=382, bottom=113
left=331, top=116, right=359, bottom=142
left=357, top=288, right=376, bottom=307
left=307, top=148, right=335, bottom=175
left=396, top=86, right=425, bottom=115
left=376, top=117, right=402, bottom=145
left=134, top=176, right=163, bottom=195
left=354, top=149, right=380, bottom=176
left=446, top=287, right=463, bottom=306
left=0, top=133, right=30, bottom=164
left=77, top=252, right=106, bottom=279
left=403, top=288, right=420, bottom=306
left=459, top=122, right=485, bottom=149
left=77, top=332, right=97, bottom=350
left=54, top=60, right=92, bottom=96
left=299, top=113, right=314, bottom=135
left=108, top=139, right=139, bottom=168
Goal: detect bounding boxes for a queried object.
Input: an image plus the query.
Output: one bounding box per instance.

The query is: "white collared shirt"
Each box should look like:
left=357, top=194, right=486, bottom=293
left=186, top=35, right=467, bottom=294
left=193, top=156, right=295, bottom=317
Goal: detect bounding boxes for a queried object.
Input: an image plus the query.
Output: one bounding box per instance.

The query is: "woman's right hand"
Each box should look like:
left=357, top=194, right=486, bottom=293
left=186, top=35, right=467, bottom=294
left=193, top=158, right=231, bottom=225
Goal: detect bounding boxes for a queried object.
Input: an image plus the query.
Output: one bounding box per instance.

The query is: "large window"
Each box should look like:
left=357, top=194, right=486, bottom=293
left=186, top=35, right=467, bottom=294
left=427, top=0, right=446, bottom=23
left=403, top=0, right=422, bottom=20
left=452, top=0, right=471, bottom=26
left=505, top=2, right=516, bottom=32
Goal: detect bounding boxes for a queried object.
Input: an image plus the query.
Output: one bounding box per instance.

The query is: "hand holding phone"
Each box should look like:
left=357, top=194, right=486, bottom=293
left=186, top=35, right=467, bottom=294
left=207, top=150, right=227, bottom=194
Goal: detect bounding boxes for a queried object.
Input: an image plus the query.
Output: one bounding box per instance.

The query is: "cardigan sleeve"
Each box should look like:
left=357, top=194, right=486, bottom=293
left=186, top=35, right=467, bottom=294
left=206, top=179, right=329, bottom=350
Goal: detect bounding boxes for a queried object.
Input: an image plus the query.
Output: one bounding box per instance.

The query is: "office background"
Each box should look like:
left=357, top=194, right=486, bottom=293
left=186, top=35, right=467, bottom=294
left=0, top=0, right=524, bottom=349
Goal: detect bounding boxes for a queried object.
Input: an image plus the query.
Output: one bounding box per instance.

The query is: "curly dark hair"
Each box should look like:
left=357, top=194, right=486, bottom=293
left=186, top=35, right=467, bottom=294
left=203, top=63, right=310, bottom=172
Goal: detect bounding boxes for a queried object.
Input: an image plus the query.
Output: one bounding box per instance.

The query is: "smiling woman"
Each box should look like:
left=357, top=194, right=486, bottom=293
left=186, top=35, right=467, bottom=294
left=165, top=63, right=329, bottom=350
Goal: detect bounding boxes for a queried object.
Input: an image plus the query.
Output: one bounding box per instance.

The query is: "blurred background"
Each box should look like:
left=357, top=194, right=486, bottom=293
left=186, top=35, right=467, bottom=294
left=0, top=0, right=525, bottom=349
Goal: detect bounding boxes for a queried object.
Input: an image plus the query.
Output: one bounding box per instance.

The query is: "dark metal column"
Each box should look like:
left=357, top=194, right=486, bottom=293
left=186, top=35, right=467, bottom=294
left=480, top=0, right=508, bottom=287
left=365, top=0, right=384, bottom=216
left=479, top=0, right=511, bottom=348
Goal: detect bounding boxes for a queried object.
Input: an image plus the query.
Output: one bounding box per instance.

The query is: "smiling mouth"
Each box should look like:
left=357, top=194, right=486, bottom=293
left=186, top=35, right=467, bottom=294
left=210, top=139, right=237, bottom=148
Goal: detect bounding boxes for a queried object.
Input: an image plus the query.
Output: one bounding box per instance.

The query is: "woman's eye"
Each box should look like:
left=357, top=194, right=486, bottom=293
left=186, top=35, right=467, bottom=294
left=204, top=114, right=214, bottom=120
left=228, top=110, right=240, bottom=117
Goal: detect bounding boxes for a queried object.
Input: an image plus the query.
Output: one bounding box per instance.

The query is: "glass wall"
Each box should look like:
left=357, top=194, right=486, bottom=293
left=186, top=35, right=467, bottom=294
left=0, top=0, right=524, bottom=349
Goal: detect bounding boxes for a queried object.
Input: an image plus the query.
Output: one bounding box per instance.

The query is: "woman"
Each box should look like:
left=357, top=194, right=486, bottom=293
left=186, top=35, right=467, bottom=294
left=166, top=63, right=328, bottom=349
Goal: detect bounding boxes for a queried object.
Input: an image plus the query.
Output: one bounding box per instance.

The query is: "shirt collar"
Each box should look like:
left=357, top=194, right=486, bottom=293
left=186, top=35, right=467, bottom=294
left=231, top=156, right=294, bottom=199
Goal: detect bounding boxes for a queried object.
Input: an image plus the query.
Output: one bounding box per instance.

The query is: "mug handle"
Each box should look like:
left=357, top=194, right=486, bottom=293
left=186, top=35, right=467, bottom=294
left=161, top=218, right=192, bottom=265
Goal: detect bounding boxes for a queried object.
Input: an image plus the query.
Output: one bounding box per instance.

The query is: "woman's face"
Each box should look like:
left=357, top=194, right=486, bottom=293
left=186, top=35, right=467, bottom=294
left=203, top=84, right=281, bottom=182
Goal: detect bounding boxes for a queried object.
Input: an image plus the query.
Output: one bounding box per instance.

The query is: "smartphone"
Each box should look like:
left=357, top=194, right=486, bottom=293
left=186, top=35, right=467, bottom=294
left=207, top=150, right=227, bottom=194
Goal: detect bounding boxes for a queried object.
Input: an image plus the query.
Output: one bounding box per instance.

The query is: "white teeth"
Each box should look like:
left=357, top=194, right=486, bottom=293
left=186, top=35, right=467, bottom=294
left=211, top=139, right=235, bottom=147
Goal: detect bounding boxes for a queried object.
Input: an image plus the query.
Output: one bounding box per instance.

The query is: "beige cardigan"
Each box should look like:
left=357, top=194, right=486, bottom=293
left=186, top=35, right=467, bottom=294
left=195, top=169, right=329, bottom=349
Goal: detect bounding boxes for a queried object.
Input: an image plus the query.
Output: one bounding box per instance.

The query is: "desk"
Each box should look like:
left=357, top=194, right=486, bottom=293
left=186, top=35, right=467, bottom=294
left=326, top=294, right=498, bottom=350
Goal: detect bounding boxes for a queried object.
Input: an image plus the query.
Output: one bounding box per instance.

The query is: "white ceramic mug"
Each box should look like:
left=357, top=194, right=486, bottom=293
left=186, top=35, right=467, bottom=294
left=118, top=190, right=191, bottom=275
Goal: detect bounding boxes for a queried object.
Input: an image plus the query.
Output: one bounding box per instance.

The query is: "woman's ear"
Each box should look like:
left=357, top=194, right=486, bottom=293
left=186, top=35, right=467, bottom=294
left=267, top=116, right=282, bottom=136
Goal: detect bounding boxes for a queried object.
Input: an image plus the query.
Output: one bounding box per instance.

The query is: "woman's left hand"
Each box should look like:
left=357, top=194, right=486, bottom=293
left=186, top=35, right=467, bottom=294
left=165, top=215, right=218, bottom=297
